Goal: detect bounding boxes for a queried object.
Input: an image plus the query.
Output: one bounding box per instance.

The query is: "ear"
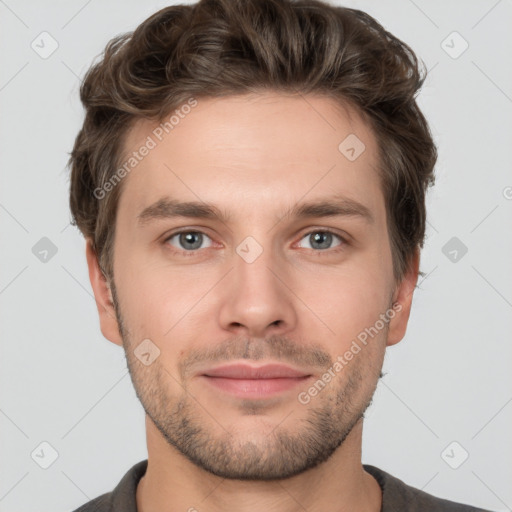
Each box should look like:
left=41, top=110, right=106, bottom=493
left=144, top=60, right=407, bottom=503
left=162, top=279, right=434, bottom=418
left=85, top=238, right=123, bottom=346
left=386, top=247, right=420, bottom=347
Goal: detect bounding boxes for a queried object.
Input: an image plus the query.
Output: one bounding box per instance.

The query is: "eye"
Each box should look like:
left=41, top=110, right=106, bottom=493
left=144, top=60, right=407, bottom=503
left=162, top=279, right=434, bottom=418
left=296, top=230, right=345, bottom=251
left=163, top=228, right=347, bottom=255
left=165, top=231, right=213, bottom=252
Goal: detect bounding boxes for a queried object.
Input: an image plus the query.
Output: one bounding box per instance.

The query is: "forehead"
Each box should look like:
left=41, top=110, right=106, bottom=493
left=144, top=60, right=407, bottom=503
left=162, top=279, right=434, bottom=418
left=116, top=93, right=384, bottom=225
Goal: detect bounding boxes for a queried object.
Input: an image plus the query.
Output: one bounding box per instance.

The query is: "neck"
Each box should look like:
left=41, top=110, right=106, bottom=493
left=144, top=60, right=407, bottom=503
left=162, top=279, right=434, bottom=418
left=136, top=416, right=382, bottom=512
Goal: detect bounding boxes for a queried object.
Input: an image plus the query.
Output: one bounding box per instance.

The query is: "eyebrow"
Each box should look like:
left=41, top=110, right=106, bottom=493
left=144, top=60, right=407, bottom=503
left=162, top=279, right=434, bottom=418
left=137, top=194, right=374, bottom=226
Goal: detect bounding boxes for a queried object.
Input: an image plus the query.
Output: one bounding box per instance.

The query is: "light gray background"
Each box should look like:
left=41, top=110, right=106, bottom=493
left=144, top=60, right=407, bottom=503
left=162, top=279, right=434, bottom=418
left=1, top=1, right=511, bottom=511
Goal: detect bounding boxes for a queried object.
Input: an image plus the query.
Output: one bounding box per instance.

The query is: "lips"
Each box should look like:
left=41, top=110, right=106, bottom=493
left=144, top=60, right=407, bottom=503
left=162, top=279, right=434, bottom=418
left=200, top=363, right=312, bottom=399
left=202, top=363, right=310, bottom=379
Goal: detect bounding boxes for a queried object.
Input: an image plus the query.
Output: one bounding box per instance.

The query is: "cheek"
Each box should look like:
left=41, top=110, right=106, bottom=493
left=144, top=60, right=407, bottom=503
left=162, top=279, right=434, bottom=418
left=297, top=266, right=389, bottom=351
left=114, top=222, right=393, bottom=344
left=113, top=263, right=169, bottom=338
left=116, top=262, right=218, bottom=351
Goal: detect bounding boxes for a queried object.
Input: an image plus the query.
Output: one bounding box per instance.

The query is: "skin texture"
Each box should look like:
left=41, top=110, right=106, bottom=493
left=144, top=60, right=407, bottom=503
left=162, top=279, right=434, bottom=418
left=86, top=93, right=419, bottom=512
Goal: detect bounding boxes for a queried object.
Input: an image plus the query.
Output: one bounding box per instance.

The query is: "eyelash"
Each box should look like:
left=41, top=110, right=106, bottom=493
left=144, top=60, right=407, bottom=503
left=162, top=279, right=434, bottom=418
left=162, top=228, right=349, bottom=257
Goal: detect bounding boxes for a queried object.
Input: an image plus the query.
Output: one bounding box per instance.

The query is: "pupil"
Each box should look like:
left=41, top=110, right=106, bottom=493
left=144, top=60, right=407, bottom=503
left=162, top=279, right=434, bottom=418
left=312, top=232, right=331, bottom=249
left=180, top=232, right=201, bottom=250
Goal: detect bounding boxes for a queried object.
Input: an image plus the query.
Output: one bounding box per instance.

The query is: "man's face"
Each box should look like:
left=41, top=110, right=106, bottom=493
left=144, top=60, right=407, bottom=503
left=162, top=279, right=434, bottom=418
left=92, top=93, right=416, bottom=480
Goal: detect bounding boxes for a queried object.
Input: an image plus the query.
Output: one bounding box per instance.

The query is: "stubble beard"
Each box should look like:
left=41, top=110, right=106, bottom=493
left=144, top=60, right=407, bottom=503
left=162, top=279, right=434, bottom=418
left=110, top=279, right=384, bottom=481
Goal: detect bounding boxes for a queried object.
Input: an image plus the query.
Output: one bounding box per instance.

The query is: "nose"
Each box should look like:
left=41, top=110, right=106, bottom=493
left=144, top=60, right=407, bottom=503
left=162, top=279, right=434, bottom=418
left=217, top=243, right=297, bottom=339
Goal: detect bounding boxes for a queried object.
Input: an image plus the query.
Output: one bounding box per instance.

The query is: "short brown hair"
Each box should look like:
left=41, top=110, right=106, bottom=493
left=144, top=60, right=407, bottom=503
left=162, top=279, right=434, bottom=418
left=68, top=0, right=436, bottom=283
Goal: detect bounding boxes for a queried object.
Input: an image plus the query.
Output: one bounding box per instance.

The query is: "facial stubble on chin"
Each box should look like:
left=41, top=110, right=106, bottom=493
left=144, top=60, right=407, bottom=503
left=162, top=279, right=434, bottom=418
left=109, top=278, right=385, bottom=481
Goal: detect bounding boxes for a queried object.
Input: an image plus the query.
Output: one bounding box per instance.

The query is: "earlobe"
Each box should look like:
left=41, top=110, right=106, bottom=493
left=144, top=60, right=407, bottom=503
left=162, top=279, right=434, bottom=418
left=386, top=248, right=420, bottom=347
left=85, top=239, right=123, bottom=346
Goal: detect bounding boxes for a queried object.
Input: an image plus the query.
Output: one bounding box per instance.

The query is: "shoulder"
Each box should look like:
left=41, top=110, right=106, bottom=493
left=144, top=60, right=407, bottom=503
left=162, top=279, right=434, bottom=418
left=70, top=460, right=148, bottom=512
left=71, top=492, right=112, bottom=512
left=363, top=464, right=494, bottom=512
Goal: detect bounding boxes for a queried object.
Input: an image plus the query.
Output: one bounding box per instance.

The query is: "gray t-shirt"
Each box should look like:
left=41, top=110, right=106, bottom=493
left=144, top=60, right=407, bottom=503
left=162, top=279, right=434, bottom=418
left=71, top=460, right=493, bottom=511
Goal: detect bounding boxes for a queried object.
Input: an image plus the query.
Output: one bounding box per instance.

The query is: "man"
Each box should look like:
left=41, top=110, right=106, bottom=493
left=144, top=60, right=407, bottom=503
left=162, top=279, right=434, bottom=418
left=68, top=0, right=492, bottom=510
